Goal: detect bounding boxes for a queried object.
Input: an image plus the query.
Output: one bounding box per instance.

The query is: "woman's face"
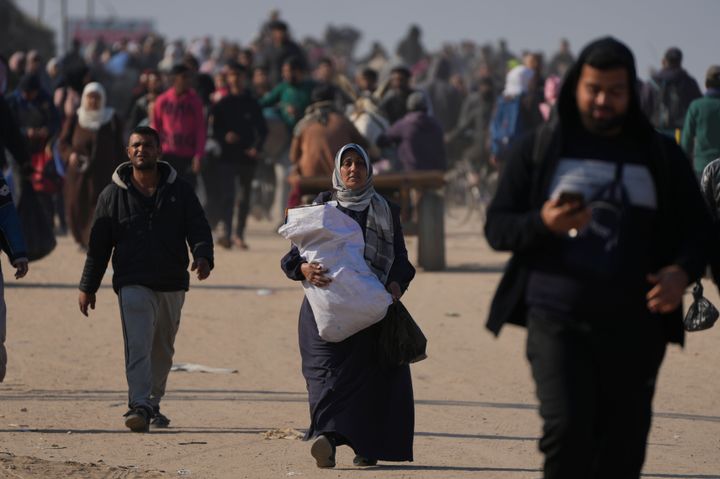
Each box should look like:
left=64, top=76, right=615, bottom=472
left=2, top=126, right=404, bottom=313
left=85, top=91, right=101, bottom=111
left=339, top=149, right=368, bottom=190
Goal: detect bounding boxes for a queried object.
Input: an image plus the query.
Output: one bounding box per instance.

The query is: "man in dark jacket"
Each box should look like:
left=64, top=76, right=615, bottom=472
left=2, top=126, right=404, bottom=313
left=422, top=57, right=463, bottom=133
left=378, top=92, right=446, bottom=171
left=485, top=37, right=712, bottom=478
left=445, top=76, right=495, bottom=170
left=6, top=74, right=62, bottom=228
left=0, top=171, right=29, bottom=383
left=647, top=47, right=702, bottom=138
left=681, top=65, right=720, bottom=177
left=0, top=96, right=31, bottom=172
left=263, top=20, right=306, bottom=87
left=209, top=63, right=268, bottom=249
left=379, top=66, right=416, bottom=125
left=78, top=126, right=214, bottom=433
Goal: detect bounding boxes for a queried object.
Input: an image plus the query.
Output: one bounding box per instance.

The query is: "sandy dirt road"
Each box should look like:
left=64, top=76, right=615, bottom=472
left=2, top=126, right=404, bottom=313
left=0, top=215, right=718, bottom=479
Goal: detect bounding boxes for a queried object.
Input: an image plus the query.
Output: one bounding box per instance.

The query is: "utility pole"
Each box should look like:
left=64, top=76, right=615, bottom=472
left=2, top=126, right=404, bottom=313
left=60, top=0, right=68, bottom=55
left=37, top=0, right=45, bottom=21
left=87, top=0, right=95, bottom=20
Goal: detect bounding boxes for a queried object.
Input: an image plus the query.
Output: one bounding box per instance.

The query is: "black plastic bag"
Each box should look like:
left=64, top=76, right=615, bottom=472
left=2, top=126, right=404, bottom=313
left=377, top=301, right=428, bottom=366
left=683, top=281, right=719, bottom=332
left=15, top=179, right=56, bottom=261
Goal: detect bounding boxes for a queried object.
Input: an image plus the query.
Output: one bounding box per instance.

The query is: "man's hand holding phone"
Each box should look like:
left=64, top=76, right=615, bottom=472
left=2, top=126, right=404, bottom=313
left=541, top=191, right=592, bottom=236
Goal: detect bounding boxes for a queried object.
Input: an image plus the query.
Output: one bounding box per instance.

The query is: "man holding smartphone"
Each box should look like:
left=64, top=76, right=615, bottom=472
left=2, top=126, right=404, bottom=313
left=484, top=37, right=713, bottom=478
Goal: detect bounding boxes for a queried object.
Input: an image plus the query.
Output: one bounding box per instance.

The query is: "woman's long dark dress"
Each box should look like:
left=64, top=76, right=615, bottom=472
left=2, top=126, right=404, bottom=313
left=60, top=113, right=124, bottom=248
left=281, top=191, right=416, bottom=462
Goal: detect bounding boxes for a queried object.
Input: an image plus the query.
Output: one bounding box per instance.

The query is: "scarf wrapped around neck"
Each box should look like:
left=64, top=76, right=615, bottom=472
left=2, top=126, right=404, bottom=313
left=293, top=100, right=336, bottom=137
left=331, top=143, right=395, bottom=283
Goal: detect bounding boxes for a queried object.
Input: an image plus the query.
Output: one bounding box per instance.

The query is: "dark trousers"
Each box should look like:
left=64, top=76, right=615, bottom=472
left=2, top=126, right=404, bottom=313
left=162, top=154, right=196, bottom=189
left=526, top=307, right=666, bottom=479
left=217, top=162, right=256, bottom=240
left=36, top=191, right=56, bottom=233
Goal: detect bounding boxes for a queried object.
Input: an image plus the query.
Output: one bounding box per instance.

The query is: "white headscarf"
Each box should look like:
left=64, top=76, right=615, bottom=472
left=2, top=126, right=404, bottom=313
left=503, top=65, right=534, bottom=97
left=77, top=82, right=115, bottom=130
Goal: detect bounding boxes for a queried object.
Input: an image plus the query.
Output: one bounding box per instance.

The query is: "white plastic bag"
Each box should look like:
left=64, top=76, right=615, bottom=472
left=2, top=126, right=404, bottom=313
left=278, top=202, right=393, bottom=342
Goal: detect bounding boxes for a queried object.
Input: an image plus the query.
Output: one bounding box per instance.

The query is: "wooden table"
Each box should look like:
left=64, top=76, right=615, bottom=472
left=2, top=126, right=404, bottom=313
left=297, top=171, right=447, bottom=271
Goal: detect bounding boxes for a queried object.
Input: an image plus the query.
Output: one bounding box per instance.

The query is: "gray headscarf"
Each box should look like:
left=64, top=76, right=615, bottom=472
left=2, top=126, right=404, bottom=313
left=331, top=144, right=395, bottom=283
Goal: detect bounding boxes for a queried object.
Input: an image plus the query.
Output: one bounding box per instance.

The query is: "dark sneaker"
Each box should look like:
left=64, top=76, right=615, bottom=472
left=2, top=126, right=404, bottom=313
left=310, top=434, right=336, bottom=468
left=217, top=237, right=232, bottom=249
left=123, top=407, right=150, bottom=433
left=150, top=411, right=171, bottom=429
left=353, top=455, right=378, bottom=467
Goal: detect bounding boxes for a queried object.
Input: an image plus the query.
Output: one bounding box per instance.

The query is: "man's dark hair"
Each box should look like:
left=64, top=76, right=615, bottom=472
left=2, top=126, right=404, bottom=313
left=226, top=62, right=248, bottom=76
left=283, top=56, right=305, bottom=72
left=311, top=84, right=336, bottom=104
left=477, top=76, right=494, bottom=89
left=170, top=63, right=190, bottom=76
left=240, top=48, right=254, bottom=62
left=584, top=44, right=635, bottom=73
left=182, top=53, right=200, bottom=71
left=269, top=20, right=288, bottom=32
left=360, top=67, right=378, bottom=86
left=390, top=66, right=411, bottom=78
left=706, top=65, right=720, bottom=90
left=130, top=126, right=161, bottom=147
left=664, top=47, right=683, bottom=68
left=18, top=74, right=41, bottom=93
left=318, top=57, right=334, bottom=68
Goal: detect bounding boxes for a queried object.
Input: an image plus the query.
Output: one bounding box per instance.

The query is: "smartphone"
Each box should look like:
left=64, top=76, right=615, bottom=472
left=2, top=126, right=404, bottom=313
left=557, top=191, right=585, bottom=209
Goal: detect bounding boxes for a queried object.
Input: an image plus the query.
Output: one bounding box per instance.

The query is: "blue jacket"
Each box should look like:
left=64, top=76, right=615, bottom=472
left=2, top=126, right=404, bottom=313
left=5, top=88, right=61, bottom=146
left=0, top=173, right=28, bottom=263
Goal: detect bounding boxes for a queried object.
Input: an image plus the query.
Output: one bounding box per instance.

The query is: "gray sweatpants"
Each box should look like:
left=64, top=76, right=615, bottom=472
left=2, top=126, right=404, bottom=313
left=0, top=264, right=6, bottom=383
left=118, top=285, right=185, bottom=411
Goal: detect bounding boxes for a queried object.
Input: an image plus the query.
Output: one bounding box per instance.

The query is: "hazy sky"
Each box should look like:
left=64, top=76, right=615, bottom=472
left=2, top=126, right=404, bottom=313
left=14, top=0, right=718, bottom=86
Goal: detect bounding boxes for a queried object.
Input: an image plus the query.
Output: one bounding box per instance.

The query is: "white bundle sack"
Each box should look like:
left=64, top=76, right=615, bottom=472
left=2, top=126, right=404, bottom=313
left=278, top=202, right=393, bottom=342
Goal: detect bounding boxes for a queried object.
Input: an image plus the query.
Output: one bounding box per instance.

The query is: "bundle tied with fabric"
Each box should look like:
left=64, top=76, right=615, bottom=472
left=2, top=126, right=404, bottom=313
left=278, top=202, right=393, bottom=342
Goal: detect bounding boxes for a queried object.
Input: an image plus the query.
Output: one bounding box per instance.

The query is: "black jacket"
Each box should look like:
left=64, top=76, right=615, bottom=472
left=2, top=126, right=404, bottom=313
left=0, top=96, right=30, bottom=171
left=79, top=161, right=214, bottom=294
left=210, top=91, right=268, bottom=163
left=484, top=38, right=713, bottom=345
left=699, top=159, right=720, bottom=286
left=649, top=67, right=703, bottom=129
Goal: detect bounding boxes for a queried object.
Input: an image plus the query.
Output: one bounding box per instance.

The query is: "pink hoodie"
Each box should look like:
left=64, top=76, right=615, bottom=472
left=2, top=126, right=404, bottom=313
left=151, top=87, right=206, bottom=159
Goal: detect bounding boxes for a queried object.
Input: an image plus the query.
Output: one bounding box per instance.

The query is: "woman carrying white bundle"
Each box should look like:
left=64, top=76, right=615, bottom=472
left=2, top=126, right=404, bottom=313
left=281, top=143, right=416, bottom=468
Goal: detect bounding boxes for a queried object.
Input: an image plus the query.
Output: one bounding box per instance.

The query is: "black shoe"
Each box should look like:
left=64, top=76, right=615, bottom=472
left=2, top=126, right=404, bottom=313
left=353, top=455, right=378, bottom=467
left=123, top=407, right=150, bottom=433
left=150, top=411, right=171, bottom=429
left=310, top=434, right=336, bottom=468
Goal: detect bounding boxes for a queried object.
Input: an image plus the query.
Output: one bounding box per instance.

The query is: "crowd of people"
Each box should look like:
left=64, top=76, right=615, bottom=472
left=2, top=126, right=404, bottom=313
left=0, top=14, right=586, bottom=252
left=2, top=10, right=720, bottom=479
left=3, top=13, right=716, bottom=250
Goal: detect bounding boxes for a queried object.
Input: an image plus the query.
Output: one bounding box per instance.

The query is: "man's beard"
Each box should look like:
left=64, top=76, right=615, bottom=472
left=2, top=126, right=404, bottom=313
left=133, top=159, right=157, bottom=171
left=583, top=108, right=627, bottom=133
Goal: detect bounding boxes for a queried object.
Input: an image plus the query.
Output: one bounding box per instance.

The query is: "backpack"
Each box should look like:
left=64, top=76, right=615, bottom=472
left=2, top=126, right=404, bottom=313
left=650, top=78, right=684, bottom=130
left=490, top=95, right=523, bottom=157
